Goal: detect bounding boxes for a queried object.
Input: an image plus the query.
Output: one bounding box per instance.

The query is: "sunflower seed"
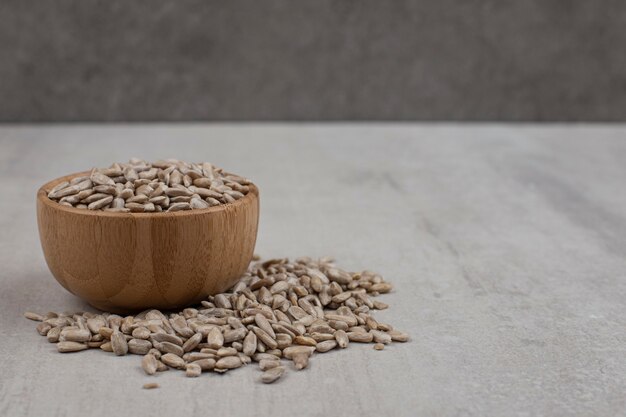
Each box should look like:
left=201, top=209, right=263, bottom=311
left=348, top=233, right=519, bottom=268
left=223, top=327, right=247, bottom=343
left=111, top=329, right=128, bottom=356
left=167, top=202, right=191, bottom=212
left=315, top=340, right=337, bottom=353
left=87, top=195, right=113, bottom=210
left=60, top=328, right=91, bottom=342
left=87, top=317, right=107, bottom=334
left=132, top=327, right=151, bottom=340
left=261, top=366, right=285, bottom=384
left=182, top=333, right=203, bottom=352
left=57, top=341, right=88, bottom=353
left=128, top=339, right=152, bottom=355
left=254, top=314, right=276, bottom=339
left=161, top=353, right=185, bottom=369
left=217, top=347, right=238, bottom=357
left=388, top=330, right=410, bottom=342
left=170, top=316, right=194, bottom=338
left=259, top=359, right=281, bottom=371
left=216, top=356, right=242, bottom=370
left=207, top=328, right=224, bottom=350
left=157, top=341, right=184, bottom=357
left=142, top=354, right=158, bottom=375
left=186, top=363, right=202, bottom=377
left=370, top=330, right=392, bottom=344
left=47, top=182, right=70, bottom=198
left=293, top=335, right=317, bottom=347
left=193, top=358, right=216, bottom=371
left=243, top=331, right=257, bottom=356
left=47, top=326, right=62, bottom=343
left=252, top=327, right=277, bottom=350
left=24, top=311, right=44, bottom=321
left=36, top=322, right=52, bottom=336
left=347, top=332, right=373, bottom=343
left=334, top=330, right=349, bottom=348
left=282, top=346, right=315, bottom=359
left=292, top=352, right=309, bottom=370
left=150, top=333, right=183, bottom=346
left=90, top=172, right=115, bottom=186
left=190, top=198, right=210, bottom=209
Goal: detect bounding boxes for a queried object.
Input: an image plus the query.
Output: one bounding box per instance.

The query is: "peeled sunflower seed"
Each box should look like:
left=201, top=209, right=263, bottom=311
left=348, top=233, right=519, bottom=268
left=243, top=331, right=257, bottom=356
left=60, top=328, right=91, bottom=342
left=47, top=326, right=62, bottom=343
left=207, top=328, right=224, bottom=350
left=334, top=330, right=349, bottom=348
left=36, top=322, right=52, bottom=336
left=370, top=330, right=392, bottom=344
left=259, top=359, right=281, bottom=371
left=142, top=354, right=158, bottom=375
left=57, top=341, right=88, bottom=353
left=193, top=358, right=216, bottom=371
left=292, top=352, right=309, bottom=370
left=182, top=333, right=203, bottom=352
left=316, top=340, right=337, bottom=353
left=215, top=356, right=243, bottom=370
left=161, top=353, right=186, bottom=369
left=157, top=341, right=184, bottom=357
left=111, top=330, right=128, bottom=356
left=388, top=330, right=410, bottom=342
left=261, top=366, right=285, bottom=384
left=347, top=332, right=373, bottom=343
left=128, top=339, right=152, bottom=355
left=24, top=256, right=407, bottom=386
left=186, top=363, right=202, bottom=377
left=24, top=311, right=44, bottom=321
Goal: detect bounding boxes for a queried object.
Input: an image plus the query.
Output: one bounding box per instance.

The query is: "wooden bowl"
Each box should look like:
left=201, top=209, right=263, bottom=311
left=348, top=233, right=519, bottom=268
left=36, top=171, right=259, bottom=313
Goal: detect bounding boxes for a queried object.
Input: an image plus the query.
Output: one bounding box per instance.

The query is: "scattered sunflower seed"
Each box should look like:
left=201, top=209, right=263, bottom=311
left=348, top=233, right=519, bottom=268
left=57, top=341, right=88, bottom=353
left=186, top=363, right=202, bottom=377
left=261, top=366, right=285, bottom=384
left=25, top=256, right=407, bottom=387
left=142, top=354, right=158, bottom=375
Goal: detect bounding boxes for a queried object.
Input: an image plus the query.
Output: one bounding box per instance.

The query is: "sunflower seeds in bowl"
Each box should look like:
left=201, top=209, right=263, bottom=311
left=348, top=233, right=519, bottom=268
left=47, top=158, right=251, bottom=212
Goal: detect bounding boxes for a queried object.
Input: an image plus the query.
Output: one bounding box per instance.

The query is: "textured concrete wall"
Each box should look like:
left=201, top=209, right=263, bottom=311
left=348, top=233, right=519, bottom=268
left=1, top=1, right=624, bottom=122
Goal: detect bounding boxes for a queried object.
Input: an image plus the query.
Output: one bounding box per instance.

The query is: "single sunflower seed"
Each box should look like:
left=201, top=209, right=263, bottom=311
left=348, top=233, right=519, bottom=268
left=141, top=354, right=158, bottom=375
left=57, top=341, right=88, bottom=353
left=261, top=366, right=285, bottom=384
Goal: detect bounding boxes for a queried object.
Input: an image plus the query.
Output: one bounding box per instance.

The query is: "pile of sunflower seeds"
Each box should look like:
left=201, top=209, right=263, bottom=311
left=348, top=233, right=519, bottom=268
left=46, top=158, right=250, bottom=212
left=25, top=256, right=408, bottom=386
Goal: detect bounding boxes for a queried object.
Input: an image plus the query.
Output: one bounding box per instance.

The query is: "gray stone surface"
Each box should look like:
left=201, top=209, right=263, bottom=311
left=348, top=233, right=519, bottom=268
left=0, top=124, right=625, bottom=416
left=1, top=1, right=625, bottom=122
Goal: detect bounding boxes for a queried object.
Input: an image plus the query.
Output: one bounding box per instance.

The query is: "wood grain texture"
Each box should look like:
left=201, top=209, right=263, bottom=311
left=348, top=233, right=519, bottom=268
left=36, top=171, right=259, bottom=313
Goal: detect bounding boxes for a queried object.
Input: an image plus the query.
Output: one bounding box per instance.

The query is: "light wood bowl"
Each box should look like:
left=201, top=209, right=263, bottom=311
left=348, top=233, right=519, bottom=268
left=36, top=171, right=259, bottom=313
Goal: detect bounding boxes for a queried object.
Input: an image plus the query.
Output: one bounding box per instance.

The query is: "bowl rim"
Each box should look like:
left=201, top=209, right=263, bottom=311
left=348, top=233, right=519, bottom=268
left=37, top=170, right=259, bottom=218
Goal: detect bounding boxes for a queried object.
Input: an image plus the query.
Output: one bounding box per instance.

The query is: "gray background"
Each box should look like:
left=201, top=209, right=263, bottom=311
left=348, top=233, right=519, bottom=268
left=1, top=1, right=625, bottom=122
